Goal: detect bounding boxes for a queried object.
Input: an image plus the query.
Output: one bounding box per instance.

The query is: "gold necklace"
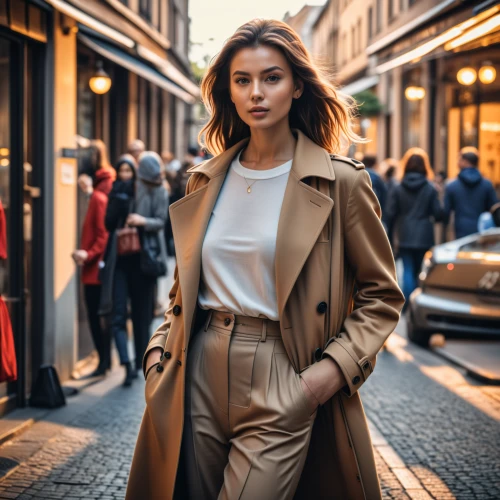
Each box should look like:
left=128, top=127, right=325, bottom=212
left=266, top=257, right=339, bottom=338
left=242, top=176, right=259, bottom=193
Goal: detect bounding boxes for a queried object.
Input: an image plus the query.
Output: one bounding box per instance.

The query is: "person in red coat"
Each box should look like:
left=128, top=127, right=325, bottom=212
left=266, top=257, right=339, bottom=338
left=72, top=140, right=115, bottom=377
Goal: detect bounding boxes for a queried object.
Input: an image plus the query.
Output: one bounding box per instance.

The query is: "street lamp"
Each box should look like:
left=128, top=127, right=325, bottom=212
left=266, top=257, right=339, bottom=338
left=405, top=86, right=426, bottom=100
left=478, top=64, right=496, bottom=84
left=89, top=61, right=112, bottom=95
left=456, top=66, right=477, bottom=86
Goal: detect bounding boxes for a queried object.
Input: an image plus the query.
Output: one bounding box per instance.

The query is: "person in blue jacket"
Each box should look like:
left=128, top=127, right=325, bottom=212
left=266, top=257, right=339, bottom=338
left=444, top=148, right=498, bottom=239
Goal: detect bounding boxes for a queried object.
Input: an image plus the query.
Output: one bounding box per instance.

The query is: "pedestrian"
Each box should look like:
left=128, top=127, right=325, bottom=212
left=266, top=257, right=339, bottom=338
left=380, top=157, right=400, bottom=197
left=72, top=139, right=115, bottom=377
left=127, top=139, right=145, bottom=163
left=163, top=156, right=192, bottom=256
left=98, top=154, right=137, bottom=318
left=385, top=148, right=443, bottom=302
left=444, top=147, right=498, bottom=239
left=161, top=150, right=182, bottom=174
left=127, top=19, right=404, bottom=500
left=110, top=151, right=168, bottom=387
left=362, top=153, right=387, bottom=213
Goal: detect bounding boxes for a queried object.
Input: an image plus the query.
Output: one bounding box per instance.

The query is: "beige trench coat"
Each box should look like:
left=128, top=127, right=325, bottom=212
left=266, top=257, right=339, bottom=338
left=126, top=130, right=405, bottom=500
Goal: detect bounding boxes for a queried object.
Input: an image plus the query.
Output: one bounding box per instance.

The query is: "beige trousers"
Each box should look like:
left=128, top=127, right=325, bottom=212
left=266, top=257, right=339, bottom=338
left=181, top=310, right=317, bottom=500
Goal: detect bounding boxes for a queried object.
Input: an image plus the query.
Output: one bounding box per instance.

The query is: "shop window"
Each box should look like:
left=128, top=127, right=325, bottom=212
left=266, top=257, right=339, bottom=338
left=368, top=7, right=373, bottom=40
left=351, top=26, right=355, bottom=58
left=376, top=0, right=382, bottom=34
left=357, top=18, right=362, bottom=55
left=388, top=0, right=395, bottom=22
left=140, top=0, right=152, bottom=23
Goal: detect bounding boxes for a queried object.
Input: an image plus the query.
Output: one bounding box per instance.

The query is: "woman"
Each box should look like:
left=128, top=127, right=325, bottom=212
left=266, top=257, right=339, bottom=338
left=127, top=20, right=404, bottom=500
left=72, top=140, right=115, bottom=377
left=99, top=154, right=137, bottom=325
left=110, top=152, right=168, bottom=386
left=385, top=148, right=443, bottom=302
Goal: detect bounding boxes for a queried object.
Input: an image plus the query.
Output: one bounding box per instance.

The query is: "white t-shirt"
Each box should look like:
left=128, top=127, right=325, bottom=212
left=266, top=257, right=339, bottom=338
left=198, top=151, right=292, bottom=321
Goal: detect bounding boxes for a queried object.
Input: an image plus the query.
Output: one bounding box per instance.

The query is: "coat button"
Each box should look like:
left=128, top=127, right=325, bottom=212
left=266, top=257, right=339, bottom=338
left=317, top=302, right=328, bottom=314
left=352, top=375, right=360, bottom=385
left=164, top=351, right=172, bottom=359
left=224, top=318, right=231, bottom=326
left=314, top=348, right=323, bottom=362
left=177, top=360, right=182, bottom=366
left=173, top=305, right=181, bottom=316
left=363, top=361, right=369, bottom=370
left=156, top=364, right=164, bottom=373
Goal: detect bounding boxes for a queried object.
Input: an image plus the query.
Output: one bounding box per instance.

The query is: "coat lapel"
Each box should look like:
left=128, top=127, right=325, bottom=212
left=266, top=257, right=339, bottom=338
left=169, top=139, right=249, bottom=343
left=275, top=131, right=335, bottom=316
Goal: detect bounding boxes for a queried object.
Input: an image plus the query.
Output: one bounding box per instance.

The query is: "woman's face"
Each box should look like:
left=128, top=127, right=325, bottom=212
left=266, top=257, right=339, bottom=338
left=118, top=163, right=134, bottom=181
left=229, top=45, right=303, bottom=130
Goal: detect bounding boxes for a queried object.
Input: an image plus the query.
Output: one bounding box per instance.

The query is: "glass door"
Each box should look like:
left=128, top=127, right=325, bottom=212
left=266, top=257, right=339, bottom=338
left=0, top=35, right=42, bottom=414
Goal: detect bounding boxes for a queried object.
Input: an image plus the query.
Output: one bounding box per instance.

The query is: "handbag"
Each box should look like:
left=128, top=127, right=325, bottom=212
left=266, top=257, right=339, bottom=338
left=116, top=226, right=141, bottom=256
left=139, top=229, right=167, bottom=278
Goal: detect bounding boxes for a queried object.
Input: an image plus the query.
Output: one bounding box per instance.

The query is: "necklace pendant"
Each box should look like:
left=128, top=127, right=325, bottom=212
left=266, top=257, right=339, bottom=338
left=247, top=187, right=252, bottom=193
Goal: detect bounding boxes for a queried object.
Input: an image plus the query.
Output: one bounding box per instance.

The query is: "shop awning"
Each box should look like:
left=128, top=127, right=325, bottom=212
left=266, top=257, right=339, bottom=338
left=373, top=3, right=500, bottom=74
left=79, top=33, right=196, bottom=104
left=340, top=75, right=380, bottom=96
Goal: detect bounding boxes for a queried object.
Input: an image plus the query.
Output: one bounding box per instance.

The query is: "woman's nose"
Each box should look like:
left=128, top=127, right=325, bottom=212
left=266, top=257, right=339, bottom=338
left=250, top=82, right=264, bottom=100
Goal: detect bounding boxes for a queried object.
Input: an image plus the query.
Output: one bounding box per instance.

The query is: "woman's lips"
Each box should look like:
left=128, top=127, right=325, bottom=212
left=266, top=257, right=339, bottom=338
left=249, top=109, right=269, bottom=118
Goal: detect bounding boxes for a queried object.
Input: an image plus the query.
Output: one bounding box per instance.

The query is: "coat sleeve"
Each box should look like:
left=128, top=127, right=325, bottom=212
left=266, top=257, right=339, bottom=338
left=141, top=176, right=193, bottom=376
left=430, top=187, right=444, bottom=222
left=443, top=185, right=454, bottom=226
left=83, top=194, right=109, bottom=264
left=144, top=189, right=169, bottom=232
left=485, top=181, right=499, bottom=211
left=383, top=185, right=399, bottom=246
left=322, top=169, right=405, bottom=397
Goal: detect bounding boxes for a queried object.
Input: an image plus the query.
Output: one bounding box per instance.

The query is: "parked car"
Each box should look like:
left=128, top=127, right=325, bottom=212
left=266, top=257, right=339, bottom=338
left=407, top=228, right=500, bottom=346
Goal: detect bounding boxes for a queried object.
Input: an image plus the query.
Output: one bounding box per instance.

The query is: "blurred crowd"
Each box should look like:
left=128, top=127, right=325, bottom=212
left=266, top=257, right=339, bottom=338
left=357, top=147, right=499, bottom=307
left=71, top=138, right=208, bottom=387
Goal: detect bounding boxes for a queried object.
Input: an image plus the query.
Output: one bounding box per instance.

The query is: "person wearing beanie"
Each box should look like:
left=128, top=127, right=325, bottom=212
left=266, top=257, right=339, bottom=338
left=110, top=151, right=169, bottom=386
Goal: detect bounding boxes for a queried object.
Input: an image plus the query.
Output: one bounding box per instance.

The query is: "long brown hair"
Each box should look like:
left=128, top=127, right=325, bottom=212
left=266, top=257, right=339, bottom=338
left=199, top=19, right=365, bottom=155
left=90, top=139, right=111, bottom=170
left=400, top=147, right=434, bottom=181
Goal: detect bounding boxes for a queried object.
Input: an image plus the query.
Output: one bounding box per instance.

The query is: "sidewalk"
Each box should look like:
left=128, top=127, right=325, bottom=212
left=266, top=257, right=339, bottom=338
left=0, top=365, right=144, bottom=499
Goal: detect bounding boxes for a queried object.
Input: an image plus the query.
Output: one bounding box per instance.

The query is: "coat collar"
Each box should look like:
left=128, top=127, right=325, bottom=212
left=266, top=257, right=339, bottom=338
left=187, top=129, right=335, bottom=182
left=174, top=129, right=335, bottom=344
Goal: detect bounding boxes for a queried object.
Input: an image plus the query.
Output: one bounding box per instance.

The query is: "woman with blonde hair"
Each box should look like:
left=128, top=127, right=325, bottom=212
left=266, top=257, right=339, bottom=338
left=385, top=147, right=443, bottom=302
left=127, top=19, right=404, bottom=500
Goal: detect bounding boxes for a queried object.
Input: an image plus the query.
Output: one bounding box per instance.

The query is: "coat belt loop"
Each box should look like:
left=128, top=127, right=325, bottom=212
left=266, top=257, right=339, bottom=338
left=204, top=310, right=213, bottom=332
left=260, top=320, right=267, bottom=342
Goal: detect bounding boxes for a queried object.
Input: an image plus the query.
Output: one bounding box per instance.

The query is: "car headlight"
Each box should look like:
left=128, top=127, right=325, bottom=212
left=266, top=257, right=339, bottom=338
left=419, top=250, right=434, bottom=282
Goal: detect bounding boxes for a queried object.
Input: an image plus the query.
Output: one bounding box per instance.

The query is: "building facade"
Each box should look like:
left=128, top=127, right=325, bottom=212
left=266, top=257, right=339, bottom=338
left=301, top=0, right=499, bottom=189
left=0, top=0, right=198, bottom=416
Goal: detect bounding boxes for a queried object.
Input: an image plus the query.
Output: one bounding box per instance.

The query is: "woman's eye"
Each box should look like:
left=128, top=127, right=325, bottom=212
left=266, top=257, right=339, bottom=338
left=267, top=75, right=280, bottom=82
left=235, top=78, right=249, bottom=85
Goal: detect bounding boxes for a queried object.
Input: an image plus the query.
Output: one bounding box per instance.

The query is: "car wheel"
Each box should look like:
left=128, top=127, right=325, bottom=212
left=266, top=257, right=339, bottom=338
left=406, top=311, right=431, bottom=347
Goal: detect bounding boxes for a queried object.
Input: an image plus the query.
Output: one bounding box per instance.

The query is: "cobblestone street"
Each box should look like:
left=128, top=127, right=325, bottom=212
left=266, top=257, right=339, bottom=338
left=0, top=328, right=499, bottom=499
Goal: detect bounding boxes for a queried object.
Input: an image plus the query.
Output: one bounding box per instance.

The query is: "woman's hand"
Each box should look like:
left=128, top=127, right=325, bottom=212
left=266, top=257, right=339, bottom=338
left=78, top=174, right=93, bottom=195
left=300, top=357, right=346, bottom=411
left=144, top=347, right=163, bottom=378
left=126, top=213, right=147, bottom=227
left=71, top=249, right=88, bottom=266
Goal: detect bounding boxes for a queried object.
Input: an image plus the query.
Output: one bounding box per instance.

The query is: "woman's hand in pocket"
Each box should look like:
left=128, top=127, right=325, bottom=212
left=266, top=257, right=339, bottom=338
left=144, top=348, right=163, bottom=379
left=300, top=357, right=346, bottom=408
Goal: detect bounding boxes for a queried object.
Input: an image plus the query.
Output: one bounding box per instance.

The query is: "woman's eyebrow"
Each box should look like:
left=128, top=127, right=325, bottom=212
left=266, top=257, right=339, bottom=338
left=232, top=66, right=284, bottom=77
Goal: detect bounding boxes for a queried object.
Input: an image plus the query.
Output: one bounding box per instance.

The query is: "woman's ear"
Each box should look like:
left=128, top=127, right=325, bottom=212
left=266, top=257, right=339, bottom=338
left=293, top=80, right=304, bottom=99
